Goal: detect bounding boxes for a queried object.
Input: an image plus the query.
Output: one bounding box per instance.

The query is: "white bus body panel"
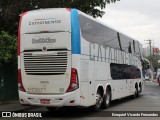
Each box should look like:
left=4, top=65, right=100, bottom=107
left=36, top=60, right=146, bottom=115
left=20, top=9, right=72, bottom=95
left=19, top=89, right=80, bottom=106
left=79, top=10, right=143, bottom=103
left=20, top=8, right=71, bottom=35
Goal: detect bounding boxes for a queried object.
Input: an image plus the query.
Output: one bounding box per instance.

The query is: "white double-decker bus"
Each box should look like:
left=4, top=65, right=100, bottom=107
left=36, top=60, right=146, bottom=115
left=18, top=8, right=143, bottom=111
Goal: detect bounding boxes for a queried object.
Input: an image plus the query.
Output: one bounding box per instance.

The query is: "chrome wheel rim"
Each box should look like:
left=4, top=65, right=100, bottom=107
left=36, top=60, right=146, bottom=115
left=96, top=92, right=102, bottom=108
left=106, top=92, right=110, bottom=105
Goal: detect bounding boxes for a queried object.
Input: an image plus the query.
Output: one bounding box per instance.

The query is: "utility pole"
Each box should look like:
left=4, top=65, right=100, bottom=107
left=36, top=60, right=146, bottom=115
left=152, top=40, right=155, bottom=55
left=145, top=39, right=152, bottom=69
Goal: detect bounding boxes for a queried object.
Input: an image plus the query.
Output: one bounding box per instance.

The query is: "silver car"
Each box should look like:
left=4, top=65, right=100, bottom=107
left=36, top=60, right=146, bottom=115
left=156, top=69, right=160, bottom=86
left=145, top=69, right=153, bottom=81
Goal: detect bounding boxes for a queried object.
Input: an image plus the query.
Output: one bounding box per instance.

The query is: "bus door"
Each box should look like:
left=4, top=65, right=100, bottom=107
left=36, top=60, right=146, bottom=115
left=80, top=60, right=95, bottom=106
left=122, top=78, right=130, bottom=97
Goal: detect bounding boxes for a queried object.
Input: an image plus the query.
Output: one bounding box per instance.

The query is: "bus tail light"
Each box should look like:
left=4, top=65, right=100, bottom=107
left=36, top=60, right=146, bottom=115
left=66, top=68, right=79, bottom=92
left=18, top=69, right=26, bottom=92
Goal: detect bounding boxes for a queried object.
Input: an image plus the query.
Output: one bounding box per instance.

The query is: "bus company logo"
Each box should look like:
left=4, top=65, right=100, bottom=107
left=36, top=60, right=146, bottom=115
left=32, top=38, right=56, bottom=44
left=29, top=18, right=61, bottom=25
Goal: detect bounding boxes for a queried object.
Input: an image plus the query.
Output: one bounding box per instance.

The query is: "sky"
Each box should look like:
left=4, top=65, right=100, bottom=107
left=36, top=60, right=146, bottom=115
left=98, top=0, right=160, bottom=48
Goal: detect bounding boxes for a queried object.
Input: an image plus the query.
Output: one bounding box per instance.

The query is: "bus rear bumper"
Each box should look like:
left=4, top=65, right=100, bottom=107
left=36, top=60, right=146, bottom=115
left=18, top=90, right=80, bottom=107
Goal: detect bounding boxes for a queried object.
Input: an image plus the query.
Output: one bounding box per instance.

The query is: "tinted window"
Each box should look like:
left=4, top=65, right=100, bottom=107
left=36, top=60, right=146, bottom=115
left=135, top=41, right=142, bottom=58
left=110, top=63, right=141, bottom=80
left=79, top=14, right=142, bottom=58
left=119, top=34, right=133, bottom=53
left=79, top=14, right=120, bottom=49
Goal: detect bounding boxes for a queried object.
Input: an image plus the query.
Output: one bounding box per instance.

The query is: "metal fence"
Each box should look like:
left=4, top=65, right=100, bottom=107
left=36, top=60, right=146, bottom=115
left=0, top=63, right=18, bottom=101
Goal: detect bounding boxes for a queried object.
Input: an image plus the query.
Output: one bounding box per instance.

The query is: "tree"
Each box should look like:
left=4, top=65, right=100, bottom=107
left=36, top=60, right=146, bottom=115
left=0, top=0, right=120, bottom=35
left=38, top=0, right=119, bottom=18
left=0, top=31, right=17, bottom=64
left=144, top=54, right=160, bottom=71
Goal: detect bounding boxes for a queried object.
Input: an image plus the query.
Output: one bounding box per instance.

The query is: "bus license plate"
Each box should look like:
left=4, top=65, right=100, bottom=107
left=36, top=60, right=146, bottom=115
left=40, top=99, right=50, bottom=104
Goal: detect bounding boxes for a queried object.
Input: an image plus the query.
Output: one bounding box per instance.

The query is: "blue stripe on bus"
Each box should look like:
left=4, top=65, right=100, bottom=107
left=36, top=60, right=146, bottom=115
left=71, top=9, right=81, bottom=54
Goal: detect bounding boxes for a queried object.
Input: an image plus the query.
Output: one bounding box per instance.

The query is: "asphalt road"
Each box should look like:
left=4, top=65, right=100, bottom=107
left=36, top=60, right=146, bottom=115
left=1, top=81, right=160, bottom=120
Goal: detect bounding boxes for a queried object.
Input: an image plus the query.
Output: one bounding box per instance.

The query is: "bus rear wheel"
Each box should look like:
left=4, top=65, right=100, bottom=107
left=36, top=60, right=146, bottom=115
left=102, top=88, right=111, bottom=109
left=136, top=86, right=139, bottom=97
left=91, top=89, right=103, bottom=112
left=132, top=86, right=138, bottom=99
left=139, top=83, right=142, bottom=93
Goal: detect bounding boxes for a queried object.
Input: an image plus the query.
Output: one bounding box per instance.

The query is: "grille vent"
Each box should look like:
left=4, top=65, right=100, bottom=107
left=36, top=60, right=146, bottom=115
left=23, top=50, right=68, bottom=75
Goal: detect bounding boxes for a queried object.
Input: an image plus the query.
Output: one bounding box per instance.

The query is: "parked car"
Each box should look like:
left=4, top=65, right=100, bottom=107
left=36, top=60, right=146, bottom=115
left=156, top=69, right=160, bottom=86
left=144, top=69, right=153, bottom=81
left=144, top=74, right=150, bottom=81
left=156, top=69, right=160, bottom=78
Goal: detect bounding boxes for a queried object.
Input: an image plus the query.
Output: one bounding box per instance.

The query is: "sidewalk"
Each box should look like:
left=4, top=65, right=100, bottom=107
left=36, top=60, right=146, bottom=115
left=0, top=100, right=33, bottom=112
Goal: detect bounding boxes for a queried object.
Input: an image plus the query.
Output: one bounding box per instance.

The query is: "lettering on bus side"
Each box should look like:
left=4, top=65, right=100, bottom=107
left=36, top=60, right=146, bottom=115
left=89, top=43, right=140, bottom=66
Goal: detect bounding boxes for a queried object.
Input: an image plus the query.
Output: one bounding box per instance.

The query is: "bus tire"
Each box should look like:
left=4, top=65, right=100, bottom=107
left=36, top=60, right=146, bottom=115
left=136, top=86, right=139, bottom=97
left=158, top=78, right=160, bottom=86
left=102, top=88, right=111, bottom=109
left=132, top=86, right=138, bottom=99
left=139, top=83, right=142, bottom=93
left=91, top=89, right=103, bottom=112
left=134, top=86, right=139, bottom=98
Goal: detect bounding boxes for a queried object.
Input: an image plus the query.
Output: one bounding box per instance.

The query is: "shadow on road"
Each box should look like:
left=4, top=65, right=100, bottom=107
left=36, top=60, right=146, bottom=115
left=109, top=94, right=143, bottom=108
left=41, top=95, right=143, bottom=118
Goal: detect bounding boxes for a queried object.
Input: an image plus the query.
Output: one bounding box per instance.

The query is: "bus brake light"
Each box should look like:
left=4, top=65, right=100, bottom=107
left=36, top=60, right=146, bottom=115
left=66, top=68, right=79, bottom=92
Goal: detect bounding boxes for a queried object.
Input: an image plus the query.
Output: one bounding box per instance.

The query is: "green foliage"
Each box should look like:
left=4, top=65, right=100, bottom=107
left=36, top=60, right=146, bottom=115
left=0, top=0, right=119, bottom=35
left=0, top=31, right=17, bottom=63
left=145, top=54, right=160, bottom=71
left=38, top=0, right=118, bottom=18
